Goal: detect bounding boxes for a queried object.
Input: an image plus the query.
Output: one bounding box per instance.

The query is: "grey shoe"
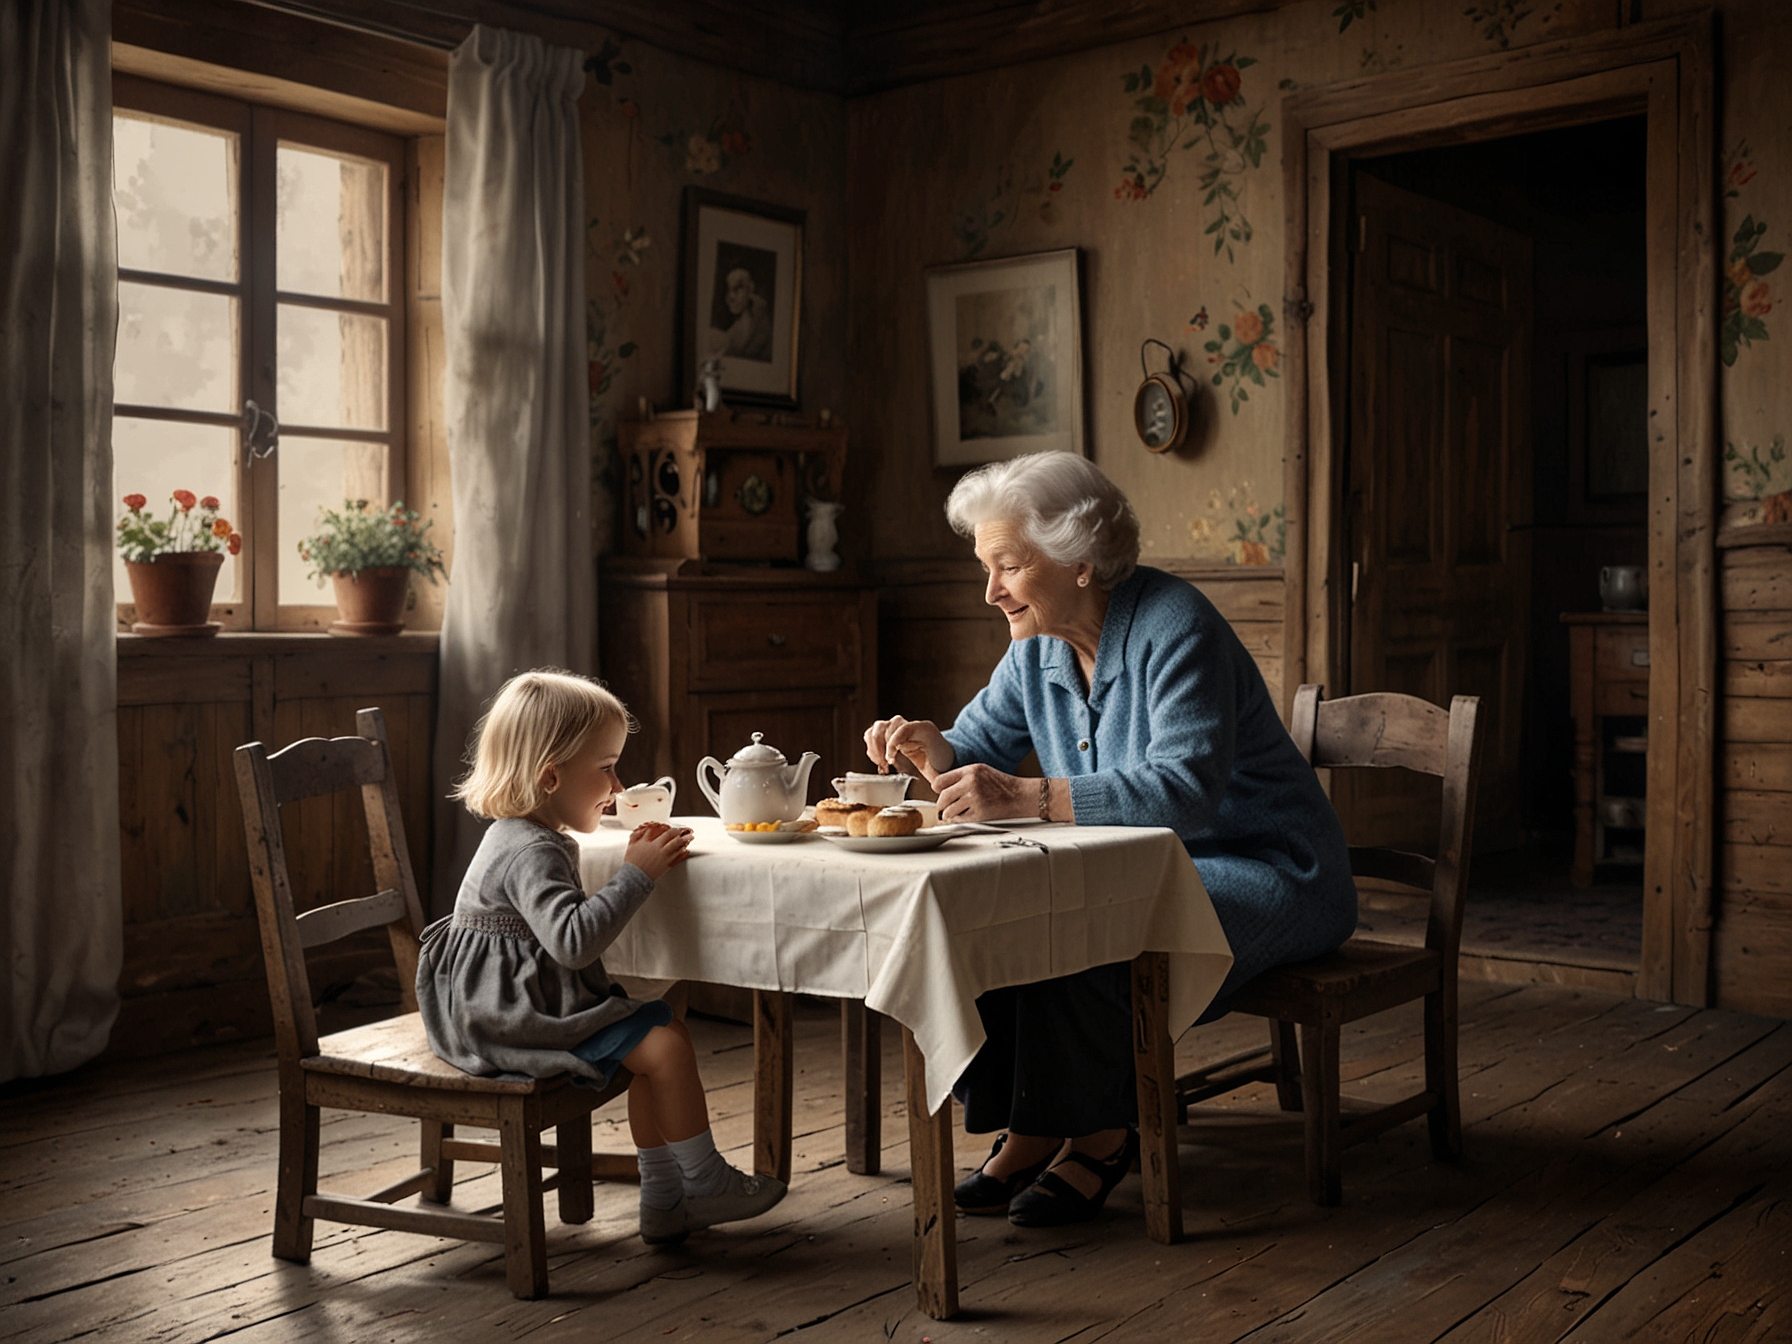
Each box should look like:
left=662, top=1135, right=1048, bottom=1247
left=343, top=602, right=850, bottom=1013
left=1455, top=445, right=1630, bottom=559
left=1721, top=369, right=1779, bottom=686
left=639, top=1196, right=690, bottom=1246
left=683, top=1166, right=787, bottom=1232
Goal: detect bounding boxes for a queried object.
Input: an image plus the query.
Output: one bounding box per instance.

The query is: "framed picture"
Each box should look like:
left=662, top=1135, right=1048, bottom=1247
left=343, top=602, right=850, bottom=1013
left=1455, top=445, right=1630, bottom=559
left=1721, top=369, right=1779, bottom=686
left=680, top=188, right=803, bottom=408
left=925, top=248, right=1085, bottom=466
left=1563, top=325, right=1648, bottom=526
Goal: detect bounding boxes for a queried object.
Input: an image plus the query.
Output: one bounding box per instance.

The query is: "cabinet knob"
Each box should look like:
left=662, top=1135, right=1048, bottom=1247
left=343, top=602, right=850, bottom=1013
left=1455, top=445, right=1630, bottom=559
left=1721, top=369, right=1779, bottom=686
left=767, top=633, right=786, bottom=648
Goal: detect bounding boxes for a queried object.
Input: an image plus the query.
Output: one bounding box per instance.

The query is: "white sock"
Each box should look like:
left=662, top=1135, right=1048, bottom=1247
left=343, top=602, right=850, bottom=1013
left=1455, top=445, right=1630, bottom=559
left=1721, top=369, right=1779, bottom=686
left=666, top=1129, right=734, bottom=1198
left=637, top=1144, right=683, bottom=1210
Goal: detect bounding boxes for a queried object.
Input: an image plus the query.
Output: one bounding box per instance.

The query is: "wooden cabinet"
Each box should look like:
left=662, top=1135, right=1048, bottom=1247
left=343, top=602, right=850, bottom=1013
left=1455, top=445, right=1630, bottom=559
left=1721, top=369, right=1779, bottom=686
left=599, top=559, right=878, bottom=813
left=1564, top=612, right=1649, bottom=886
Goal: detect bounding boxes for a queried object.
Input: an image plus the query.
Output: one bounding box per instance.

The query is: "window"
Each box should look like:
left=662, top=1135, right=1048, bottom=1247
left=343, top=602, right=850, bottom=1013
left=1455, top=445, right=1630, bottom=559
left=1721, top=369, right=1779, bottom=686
left=112, top=75, right=405, bottom=630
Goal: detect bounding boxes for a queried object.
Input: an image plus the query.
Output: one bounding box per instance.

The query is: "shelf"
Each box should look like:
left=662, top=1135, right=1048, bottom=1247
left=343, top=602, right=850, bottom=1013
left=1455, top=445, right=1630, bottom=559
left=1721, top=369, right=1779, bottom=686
left=1611, top=735, right=1649, bottom=754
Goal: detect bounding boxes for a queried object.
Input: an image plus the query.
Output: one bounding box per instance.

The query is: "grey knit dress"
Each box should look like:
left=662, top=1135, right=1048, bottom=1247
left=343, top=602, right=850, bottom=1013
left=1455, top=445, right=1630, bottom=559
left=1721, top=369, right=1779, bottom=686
left=416, top=817, right=657, bottom=1082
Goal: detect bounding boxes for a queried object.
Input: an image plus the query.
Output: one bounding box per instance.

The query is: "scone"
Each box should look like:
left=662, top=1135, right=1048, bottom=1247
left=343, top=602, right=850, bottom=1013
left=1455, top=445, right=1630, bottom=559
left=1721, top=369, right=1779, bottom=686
left=815, top=798, right=868, bottom=830
left=846, top=806, right=877, bottom=836
left=868, top=805, right=922, bottom=838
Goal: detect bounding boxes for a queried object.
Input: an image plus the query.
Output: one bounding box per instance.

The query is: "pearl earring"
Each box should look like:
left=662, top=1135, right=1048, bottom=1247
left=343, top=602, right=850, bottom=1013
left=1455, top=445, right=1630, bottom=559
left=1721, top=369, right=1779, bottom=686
left=1078, top=574, right=1089, bottom=588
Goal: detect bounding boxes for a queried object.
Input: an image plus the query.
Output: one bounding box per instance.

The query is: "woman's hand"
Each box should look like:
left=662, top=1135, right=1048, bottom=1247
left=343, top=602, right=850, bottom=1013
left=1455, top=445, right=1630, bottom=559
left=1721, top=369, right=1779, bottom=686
left=864, top=716, right=954, bottom=782
left=932, top=763, right=1033, bottom=823
left=624, top=822, right=692, bottom=882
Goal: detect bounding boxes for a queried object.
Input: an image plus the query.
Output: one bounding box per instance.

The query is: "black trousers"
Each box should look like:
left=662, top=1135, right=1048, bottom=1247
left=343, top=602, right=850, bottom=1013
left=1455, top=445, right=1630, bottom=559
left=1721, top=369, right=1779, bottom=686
left=951, top=960, right=1137, bottom=1136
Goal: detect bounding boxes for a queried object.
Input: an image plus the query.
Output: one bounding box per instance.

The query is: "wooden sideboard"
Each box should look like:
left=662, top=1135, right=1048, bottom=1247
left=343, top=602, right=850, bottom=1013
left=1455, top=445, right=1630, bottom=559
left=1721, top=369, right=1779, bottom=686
left=1563, top=611, right=1650, bottom=886
left=598, top=558, right=878, bottom=813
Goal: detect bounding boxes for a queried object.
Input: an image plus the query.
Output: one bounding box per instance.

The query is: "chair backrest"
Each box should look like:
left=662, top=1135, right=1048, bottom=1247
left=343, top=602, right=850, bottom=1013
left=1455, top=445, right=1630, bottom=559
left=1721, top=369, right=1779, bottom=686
left=1289, top=685, right=1484, bottom=962
left=233, top=707, right=427, bottom=1066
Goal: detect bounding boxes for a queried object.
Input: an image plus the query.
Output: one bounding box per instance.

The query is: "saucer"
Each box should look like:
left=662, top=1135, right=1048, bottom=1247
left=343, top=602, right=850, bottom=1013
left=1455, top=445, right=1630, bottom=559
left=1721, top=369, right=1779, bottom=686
left=726, top=829, right=815, bottom=845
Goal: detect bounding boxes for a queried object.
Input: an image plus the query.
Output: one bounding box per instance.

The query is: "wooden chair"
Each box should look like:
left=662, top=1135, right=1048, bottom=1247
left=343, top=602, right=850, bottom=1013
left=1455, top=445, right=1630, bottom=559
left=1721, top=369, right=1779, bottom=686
left=1174, top=685, right=1484, bottom=1206
left=234, top=707, right=633, bottom=1298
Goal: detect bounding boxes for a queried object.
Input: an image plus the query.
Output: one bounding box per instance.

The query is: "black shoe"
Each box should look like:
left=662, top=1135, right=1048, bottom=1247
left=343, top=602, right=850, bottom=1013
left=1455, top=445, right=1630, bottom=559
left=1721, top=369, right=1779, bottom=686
left=953, top=1133, right=1057, bottom=1216
left=1007, top=1129, right=1137, bottom=1228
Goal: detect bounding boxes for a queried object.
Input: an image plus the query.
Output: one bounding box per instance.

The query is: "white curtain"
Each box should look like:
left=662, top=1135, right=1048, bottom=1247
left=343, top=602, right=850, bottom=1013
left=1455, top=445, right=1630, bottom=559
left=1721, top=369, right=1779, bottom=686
left=0, top=0, right=121, bottom=1079
left=433, top=25, right=590, bottom=914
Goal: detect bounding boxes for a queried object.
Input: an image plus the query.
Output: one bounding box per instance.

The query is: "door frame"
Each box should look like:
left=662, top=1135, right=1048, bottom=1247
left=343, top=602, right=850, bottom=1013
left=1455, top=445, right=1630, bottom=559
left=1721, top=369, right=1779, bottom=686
left=1277, top=14, right=1716, bottom=1005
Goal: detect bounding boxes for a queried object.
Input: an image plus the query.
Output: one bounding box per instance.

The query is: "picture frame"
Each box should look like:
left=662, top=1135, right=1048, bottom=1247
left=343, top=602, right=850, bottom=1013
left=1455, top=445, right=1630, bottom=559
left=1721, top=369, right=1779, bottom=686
left=679, top=188, right=803, bottom=409
left=925, top=248, right=1085, bottom=466
left=1563, top=325, right=1648, bottom=527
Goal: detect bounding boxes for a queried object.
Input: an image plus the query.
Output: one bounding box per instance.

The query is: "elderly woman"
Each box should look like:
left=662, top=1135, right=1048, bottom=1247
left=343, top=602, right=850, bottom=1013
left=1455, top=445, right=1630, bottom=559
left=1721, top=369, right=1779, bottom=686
left=866, top=452, right=1354, bottom=1228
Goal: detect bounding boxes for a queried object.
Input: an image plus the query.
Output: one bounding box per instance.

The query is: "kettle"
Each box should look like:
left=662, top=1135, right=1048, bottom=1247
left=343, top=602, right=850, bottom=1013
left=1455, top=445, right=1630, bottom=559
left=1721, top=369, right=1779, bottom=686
left=696, top=733, right=820, bottom=826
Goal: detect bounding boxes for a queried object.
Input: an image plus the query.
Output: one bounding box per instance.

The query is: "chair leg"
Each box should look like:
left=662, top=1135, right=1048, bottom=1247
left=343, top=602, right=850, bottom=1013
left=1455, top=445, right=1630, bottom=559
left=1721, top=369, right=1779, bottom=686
left=1298, top=1016, right=1343, bottom=1207
left=498, top=1101, right=549, bottom=1299
left=556, top=1115, right=595, bottom=1224
left=272, top=1088, right=320, bottom=1262
left=1270, top=1018, right=1303, bottom=1112
left=421, top=1121, right=454, bottom=1203
left=1425, top=986, right=1463, bottom=1161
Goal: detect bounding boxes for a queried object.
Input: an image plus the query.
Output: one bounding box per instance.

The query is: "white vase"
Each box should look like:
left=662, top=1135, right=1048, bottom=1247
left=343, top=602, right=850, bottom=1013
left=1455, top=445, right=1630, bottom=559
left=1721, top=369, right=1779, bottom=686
left=805, top=498, right=843, bottom=573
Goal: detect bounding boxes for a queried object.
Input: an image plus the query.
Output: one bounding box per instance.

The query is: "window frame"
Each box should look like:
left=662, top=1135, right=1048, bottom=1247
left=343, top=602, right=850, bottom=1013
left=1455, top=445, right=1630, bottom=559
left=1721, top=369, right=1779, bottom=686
left=112, top=75, right=408, bottom=632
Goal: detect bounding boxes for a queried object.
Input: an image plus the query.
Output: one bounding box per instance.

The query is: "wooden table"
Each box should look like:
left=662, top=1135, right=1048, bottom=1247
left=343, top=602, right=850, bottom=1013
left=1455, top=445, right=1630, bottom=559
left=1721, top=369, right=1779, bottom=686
left=578, top=818, right=1231, bottom=1319
left=1562, top=611, right=1649, bottom=886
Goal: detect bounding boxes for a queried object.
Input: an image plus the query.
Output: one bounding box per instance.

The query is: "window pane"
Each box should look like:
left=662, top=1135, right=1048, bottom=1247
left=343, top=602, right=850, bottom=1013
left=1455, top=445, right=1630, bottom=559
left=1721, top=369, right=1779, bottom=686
left=113, top=112, right=237, bottom=283
left=113, top=417, right=240, bottom=604
left=115, top=281, right=237, bottom=413
left=278, top=306, right=387, bottom=430
left=279, top=437, right=389, bottom=604
left=277, top=144, right=386, bottom=303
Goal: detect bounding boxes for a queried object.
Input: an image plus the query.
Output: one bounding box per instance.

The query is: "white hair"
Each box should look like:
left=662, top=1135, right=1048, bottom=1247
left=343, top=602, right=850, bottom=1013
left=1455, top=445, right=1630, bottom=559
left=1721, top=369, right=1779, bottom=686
left=944, top=452, right=1141, bottom=588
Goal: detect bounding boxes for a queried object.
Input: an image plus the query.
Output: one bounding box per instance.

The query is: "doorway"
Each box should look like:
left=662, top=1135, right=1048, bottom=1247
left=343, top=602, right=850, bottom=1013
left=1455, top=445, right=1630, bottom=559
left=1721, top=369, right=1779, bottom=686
left=1340, top=119, right=1649, bottom=987
left=1277, top=18, right=1718, bottom=1004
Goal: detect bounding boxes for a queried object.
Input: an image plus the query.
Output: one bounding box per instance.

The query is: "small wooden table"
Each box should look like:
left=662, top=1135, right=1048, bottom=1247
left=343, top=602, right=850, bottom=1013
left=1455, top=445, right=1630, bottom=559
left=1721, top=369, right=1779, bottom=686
left=578, top=818, right=1231, bottom=1319
left=1562, top=611, right=1649, bottom=886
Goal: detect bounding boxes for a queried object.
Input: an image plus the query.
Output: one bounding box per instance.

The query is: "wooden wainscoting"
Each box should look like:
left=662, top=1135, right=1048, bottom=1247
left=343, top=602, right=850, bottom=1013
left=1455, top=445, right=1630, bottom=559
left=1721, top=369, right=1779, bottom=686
left=1714, top=529, right=1792, bottom=1016
left=876, top=558, right=1285, bottom=731
left=114, top=634, right=437, bottom=1056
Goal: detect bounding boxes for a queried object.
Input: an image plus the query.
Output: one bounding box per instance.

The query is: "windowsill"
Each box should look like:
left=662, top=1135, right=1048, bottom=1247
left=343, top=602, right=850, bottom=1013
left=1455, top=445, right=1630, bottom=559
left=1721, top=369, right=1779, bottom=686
left=117, top=629, right=440, bottom=655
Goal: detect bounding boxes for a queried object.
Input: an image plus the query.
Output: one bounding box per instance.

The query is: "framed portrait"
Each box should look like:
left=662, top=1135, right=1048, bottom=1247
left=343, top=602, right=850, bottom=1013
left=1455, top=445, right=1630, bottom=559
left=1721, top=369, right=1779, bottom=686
left=925, top=248, right=1085, bottom=466
left=680, top=188, right=803, bottom=409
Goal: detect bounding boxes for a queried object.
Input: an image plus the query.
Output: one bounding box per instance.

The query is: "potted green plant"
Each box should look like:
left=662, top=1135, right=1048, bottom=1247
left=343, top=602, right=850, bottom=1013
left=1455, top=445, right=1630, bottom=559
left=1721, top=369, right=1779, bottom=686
left=299, top=499, right=446, bottom=636
left=116, top=490, right=242, bottom=637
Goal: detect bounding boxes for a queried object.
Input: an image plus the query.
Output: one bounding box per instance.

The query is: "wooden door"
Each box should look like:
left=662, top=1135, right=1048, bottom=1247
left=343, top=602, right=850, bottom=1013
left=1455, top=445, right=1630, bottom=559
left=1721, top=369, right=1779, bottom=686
left=1342, top=173, right=1533, bottom=852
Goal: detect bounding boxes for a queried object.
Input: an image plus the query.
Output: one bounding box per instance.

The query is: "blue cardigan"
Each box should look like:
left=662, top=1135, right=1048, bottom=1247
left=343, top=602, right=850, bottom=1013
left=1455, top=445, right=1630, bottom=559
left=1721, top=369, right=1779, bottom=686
left=942, top=564, right=1356, bottom=1006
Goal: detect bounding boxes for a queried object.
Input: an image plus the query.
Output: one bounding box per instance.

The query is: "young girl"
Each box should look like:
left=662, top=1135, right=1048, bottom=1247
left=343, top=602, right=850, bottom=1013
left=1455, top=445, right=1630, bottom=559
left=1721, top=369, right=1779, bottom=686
left=417, top=669, right=786, bottom=1244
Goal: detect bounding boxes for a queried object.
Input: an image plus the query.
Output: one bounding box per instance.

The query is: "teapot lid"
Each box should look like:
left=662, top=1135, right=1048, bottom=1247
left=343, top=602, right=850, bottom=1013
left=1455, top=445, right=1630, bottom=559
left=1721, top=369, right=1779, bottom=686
left=729, top=732, right=787, bottom=766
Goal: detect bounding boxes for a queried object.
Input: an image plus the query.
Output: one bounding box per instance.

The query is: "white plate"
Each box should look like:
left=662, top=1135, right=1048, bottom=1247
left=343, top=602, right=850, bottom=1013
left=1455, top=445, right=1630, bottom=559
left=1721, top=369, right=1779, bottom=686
left=724, top=828, right=816, bottom=845
left=819, top=826, right=974, bottom=854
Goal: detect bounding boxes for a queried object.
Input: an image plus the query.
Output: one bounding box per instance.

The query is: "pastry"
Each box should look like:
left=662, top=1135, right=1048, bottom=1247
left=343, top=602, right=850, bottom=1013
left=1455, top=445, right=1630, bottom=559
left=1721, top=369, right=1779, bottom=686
left=847, top=806, right=877, bottom=836
left=815, top=798, right=870, bottom=829
left=778, top=817, right=819, bottom=833
left=868, top=805, right=922, bottom=838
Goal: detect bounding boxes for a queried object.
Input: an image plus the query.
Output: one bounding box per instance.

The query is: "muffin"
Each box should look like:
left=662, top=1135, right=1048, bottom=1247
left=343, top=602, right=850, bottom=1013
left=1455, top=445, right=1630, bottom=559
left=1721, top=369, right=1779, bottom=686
left=815, top=798, right=869, bottom=830
left=868, top=805, right=922, bottom=838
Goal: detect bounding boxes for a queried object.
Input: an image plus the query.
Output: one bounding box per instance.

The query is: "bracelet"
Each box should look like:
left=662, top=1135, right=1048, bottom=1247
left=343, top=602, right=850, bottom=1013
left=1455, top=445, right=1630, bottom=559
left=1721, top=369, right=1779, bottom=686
left=1037, top=777, right=1052, bottom=822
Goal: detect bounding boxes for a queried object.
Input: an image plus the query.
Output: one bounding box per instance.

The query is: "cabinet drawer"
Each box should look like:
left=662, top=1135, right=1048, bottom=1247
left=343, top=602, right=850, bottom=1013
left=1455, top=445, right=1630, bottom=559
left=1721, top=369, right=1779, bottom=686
left=1595, top=679, right=1649, bottom=716
left=1594, top=627, right=1650, bottom=684
left=689, top=594, right=862, bottom=691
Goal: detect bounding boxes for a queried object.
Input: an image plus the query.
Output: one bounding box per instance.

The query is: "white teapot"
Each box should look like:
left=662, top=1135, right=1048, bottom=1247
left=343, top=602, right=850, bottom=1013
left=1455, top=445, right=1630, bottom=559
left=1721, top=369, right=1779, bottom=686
left=696, top=732, right=820, bottom=826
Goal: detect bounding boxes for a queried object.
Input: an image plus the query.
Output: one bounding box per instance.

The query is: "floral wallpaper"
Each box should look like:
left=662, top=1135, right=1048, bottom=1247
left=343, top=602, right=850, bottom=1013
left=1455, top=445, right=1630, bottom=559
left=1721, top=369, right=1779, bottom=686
left=1203, top=301, right=1280, bottom=414
left=953, top=152, right=1073, bottom=260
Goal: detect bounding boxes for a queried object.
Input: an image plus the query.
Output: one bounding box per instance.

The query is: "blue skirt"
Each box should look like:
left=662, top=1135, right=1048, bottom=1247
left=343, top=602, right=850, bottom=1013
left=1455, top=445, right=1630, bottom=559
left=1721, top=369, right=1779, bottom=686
left=570, top=1000, right=675, bottom=1084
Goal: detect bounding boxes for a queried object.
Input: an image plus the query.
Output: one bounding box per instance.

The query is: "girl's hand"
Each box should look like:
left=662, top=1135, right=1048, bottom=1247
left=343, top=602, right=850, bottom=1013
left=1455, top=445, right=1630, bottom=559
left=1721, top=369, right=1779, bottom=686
left=625, top=822, right=692, bottom=881
left=932, top=763, right=1032, bottom=823
left=863, top=716, right=954, bottom=782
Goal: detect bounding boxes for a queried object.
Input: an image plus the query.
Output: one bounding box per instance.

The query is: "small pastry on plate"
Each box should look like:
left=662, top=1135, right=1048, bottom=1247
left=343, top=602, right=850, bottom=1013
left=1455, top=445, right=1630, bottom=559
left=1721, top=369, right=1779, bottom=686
left=846, top=806, right=877, bottom=836
left=868, top=805, right=922, bottom=838
left=778, top=817, right=819, bottom=833
left=815, top=798, right=869, bottom=830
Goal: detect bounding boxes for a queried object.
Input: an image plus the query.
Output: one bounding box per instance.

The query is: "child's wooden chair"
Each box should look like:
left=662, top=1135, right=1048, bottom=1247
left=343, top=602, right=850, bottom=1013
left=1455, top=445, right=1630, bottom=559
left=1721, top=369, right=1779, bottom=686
left=234, top=706, right=633, bottom=1299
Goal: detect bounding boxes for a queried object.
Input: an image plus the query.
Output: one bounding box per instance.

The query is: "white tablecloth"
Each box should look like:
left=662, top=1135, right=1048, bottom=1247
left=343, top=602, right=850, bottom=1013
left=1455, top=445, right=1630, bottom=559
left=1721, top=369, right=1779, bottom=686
left=577, top=818, right=1233, bottom=1113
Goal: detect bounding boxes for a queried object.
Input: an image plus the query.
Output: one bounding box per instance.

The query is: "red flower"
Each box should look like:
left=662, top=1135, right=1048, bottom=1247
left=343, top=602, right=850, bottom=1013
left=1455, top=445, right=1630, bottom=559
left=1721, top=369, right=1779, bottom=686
left=171, top=489, right=196, bottom=511
left=617, top=97, right=639, bottom=118
left=613, top=270, right=630, bottom=300
left=1233, top=311, right=1264, bottom=345
left=720, top=130, right=751, bottom=157
left=1049, top=181, right=1062, bottom=192
left=200, top=495, right=219, bottom=510
left=1728, top=159, right=1757, bottom=190
left=1114, top=174, right=1148, bottom=202
left=212, top=518, right=232, bottom=538
left=589, top=360, right=608, bottom=394
left=1252, top=342, right=1280, bottom=372
left=1153, top=42, right=1205, bottom=117
left=227, top=534, right=242, bottom=556
left=123, top=493, right=147, bottom=511
left=1743, top=280, right=1773, bottom=318
left=1201, top=63, right=1243, bottom=107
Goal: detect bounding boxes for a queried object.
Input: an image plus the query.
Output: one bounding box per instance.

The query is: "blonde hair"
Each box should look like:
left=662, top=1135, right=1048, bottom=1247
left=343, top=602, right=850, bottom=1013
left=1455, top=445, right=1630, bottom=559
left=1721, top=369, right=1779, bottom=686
left=452, top=669, right=633, bottom=820
left=944, top=451, right=1141, bottom=589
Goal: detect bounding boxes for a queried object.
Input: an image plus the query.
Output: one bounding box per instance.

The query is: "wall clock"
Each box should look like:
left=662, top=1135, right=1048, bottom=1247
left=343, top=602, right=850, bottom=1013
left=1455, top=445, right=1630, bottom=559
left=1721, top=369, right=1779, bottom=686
left=1134, top=338, right=1194, bottom=453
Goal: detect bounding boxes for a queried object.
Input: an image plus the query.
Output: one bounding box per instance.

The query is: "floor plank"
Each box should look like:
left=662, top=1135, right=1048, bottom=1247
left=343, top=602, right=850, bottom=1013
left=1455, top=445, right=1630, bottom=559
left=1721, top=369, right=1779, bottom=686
left=1, top=984, right=1787, bottom=1343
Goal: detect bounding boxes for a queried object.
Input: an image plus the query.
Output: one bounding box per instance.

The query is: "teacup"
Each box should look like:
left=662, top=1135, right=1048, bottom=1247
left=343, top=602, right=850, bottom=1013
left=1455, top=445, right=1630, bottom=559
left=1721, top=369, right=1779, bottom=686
left=833, top=771, right=912, bottom=807
left=614, top=776, right=677, bottom=826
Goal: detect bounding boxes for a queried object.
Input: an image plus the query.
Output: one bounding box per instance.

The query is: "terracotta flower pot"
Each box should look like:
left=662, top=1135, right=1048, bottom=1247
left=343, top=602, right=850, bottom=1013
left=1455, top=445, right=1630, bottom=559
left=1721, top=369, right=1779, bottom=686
left=125, top=552, right=225, bottom=636
left=330, top=566, right=411, bottom=636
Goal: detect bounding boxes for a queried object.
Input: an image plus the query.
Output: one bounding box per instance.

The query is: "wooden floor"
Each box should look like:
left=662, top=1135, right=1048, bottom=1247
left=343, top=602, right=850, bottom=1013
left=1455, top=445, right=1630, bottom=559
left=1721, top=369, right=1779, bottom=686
left=4, top=982, right=1789, bottom=1342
